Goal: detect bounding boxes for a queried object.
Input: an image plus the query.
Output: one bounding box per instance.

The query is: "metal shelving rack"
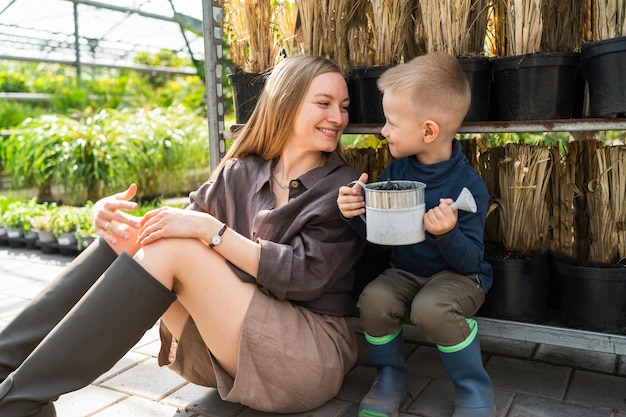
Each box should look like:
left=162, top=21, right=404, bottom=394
left=200, top=0, right=626, bottom=354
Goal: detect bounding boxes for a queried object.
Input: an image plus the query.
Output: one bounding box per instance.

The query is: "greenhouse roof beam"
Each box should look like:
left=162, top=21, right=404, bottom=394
left=67, top=0, right=177, bottom=23
left=0, top=53, right=198, bottom=76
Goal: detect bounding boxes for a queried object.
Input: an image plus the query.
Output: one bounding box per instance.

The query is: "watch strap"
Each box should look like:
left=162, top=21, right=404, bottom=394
left=209, top=223, right=228, bottom=247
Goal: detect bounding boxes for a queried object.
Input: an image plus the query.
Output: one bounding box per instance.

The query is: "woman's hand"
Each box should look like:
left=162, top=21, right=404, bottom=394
left=92, top=184, right=142, bottom=249
left=424, top=197, right=457, bottom=237
left=137, top=206, right=213, bottom=245
left=337, top=172, right=368, bottom=219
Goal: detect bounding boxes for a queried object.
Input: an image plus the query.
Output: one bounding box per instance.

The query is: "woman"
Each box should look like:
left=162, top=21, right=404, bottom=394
left=0, top=54, right=365, bottom=416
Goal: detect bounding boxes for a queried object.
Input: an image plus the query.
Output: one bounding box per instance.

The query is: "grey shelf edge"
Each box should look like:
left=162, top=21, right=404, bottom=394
left=343, top=118, right=626, bottom=134
left=352, top=317, right=626, bottom=355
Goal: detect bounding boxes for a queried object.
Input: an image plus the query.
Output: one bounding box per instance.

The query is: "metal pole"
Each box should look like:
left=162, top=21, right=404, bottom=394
left=201, top=0, right=225, bottom=170
left=73, top=2, right=81, bottom=82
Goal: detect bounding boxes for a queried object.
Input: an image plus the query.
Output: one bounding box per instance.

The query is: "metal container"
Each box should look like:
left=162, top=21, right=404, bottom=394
left=351, top=180, right=426, bottom=245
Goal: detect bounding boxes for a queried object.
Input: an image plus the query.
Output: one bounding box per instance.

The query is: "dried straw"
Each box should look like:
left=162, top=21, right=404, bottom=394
left=420, top=0, right=489, bottom=56
left=369, top=0, right=417, bottom=65
left=548, top=145, right=580, bottom=257
left=591, top=0, right=626, bottom=40
left=587, top=145, right=626, bottom=264
left=504, top=0, right=544, bottom=55
left=347, top=0, right=376, bottom=67
left=494, top=143, right=552, bottom=254
left=567, top=140, right=602, bottom=260
left=274, top=0, right=301, bottom=57
left=541, top=0, right=587, bottom=52
left=224, top=0, right=278, bottom=73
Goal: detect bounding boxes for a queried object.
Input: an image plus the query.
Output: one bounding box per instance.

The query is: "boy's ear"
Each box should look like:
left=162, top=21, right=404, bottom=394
left=423, top=120, right=439, bottom=144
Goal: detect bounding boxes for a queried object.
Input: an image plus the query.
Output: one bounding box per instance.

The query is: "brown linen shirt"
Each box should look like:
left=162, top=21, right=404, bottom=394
left=187, top=151, right=365, bottom=317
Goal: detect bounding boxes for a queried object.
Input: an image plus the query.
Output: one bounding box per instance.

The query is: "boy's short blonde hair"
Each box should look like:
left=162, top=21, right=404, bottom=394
left=377, top=52, right=471, bottom=133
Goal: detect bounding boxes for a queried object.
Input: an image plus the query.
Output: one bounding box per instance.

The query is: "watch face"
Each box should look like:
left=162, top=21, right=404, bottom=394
left=211, top=235, right=221, bottom=246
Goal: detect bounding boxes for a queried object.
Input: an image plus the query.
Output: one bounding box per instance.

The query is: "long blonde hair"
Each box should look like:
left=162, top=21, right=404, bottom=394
left=212, top=55, right=345, bottom=179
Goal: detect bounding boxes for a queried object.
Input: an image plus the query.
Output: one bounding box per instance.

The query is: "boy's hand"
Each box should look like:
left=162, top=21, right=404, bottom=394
left=337, top=172, right=368, bottom=219
left=424, top=198, right=458, bottom=237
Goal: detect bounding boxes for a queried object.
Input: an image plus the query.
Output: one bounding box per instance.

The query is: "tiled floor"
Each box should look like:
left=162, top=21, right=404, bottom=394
left=1, top=244, right=626, bottom=416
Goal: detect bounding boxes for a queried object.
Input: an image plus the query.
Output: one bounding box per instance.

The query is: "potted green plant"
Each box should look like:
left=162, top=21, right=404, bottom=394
left=0, top=198, right=46, bottom=248
left=51, top=205, right=83, bottom=255
left=30, top=203, right=59, bottom=253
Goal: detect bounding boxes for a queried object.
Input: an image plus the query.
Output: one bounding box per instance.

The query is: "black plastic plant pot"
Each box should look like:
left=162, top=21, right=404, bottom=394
left=347, top=66, right=390, bottom=124
left=458, top=56, right=491, bottom=122
left=554, top=255, right=626, bottom=334
left=582, top=36, right=626, bottom=118
left=482, top=252, right=550, bottom=323
left=492, top=52, right=581, bottom=121
left=228, top=71, right=266, bottom=124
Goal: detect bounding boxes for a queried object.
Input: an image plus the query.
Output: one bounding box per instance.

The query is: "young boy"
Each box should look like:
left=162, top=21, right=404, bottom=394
left=338, top=51, right=495, bottom=417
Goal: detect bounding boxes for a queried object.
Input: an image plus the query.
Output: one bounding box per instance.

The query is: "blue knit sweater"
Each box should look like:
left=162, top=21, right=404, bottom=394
left=346, top=139, right=493, bottom=293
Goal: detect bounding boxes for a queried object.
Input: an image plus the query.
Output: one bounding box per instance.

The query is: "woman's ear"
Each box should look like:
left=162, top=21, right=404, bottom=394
left=423, top=120, right=439, bottom=144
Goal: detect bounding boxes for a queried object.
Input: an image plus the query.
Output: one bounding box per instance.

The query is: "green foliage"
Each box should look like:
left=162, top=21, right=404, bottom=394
left=1, top=106, right=210, bottom=205
left=0, top=101, right=46, bottom=129
left=0, top=71, right=29, bottom=92
left=0, top=198, right=47, bottom=233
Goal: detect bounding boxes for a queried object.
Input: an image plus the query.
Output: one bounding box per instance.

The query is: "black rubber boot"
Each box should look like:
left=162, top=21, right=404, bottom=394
left=0, top=238, right=117, bottom=382
left=0, top=252, right=177, bottom=417
left=358, top=327, right=408, bottom=417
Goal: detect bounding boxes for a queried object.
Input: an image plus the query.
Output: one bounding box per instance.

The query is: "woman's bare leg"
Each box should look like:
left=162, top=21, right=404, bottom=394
left=133, top=238, right=256, bottom=377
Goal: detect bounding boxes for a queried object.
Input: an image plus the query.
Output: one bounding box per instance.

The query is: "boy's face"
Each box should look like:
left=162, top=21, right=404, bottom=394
left=380, top=91, right=425, bottom=159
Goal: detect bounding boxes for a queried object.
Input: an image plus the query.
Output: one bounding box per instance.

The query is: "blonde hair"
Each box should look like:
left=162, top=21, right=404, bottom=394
left=212, top=55, right=345, bottom=179
left=377, top=52, right=471, bottom=134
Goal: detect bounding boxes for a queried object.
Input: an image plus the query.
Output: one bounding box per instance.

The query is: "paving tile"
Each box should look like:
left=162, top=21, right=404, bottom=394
left=95, top=351, right=151, bottom=384
left=239, top=398, right=351, bottom=417
left=337, top=364, right=429, bottom=410
left=480, top=334, right=538, bottom=359
left=99, top=357, right=188, bottom=401
left=487, top=356, right=571, bottom=399
left=508, top=393, right=612, bottom=417
left=55, top=385, right=128, bottom=417
left=533, top=344, right=617, bottom=374
left=163, top=383, right=247, bottom=416
left=567, top=370, right=626, bottom=412
left=90, top=395, right=185, bottom=416
left=405, top=345, right=448, bottom=380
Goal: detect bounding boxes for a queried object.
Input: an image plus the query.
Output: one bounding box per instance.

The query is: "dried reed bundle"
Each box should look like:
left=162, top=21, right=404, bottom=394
left=567, top=140, right=602, bottom=260
left=487, top=0, right=507, bottom=56
left=295, top=0, right=323, bottom=56
left=369, top=0, right=416, bottom=65
left=322, top=0, right=366, bottom=70
left=495, top=143, right=552, bottom=254
left=504, top=0, right=544, bottom=55
left=274, top=0, right=301, bottom=57
left=343, top=142, right=391, bottom=182
left=347, top=1, right=376, bottom=67
left=421, top=0, right=489, bottom=55
left=587, top=145, right=626, bottom=264
left=541, top=0, right=587, bottom=51
left=224, top=0, right=278, bottom=73
left=591, top=0, right=626, bottom=40
left=479, top=145, right=506, bottom=243
left=549, top=145, right=580, bottom=257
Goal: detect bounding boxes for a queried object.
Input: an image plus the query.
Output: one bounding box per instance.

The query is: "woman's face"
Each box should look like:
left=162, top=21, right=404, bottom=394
left=288, top=72, right=350, bottom=153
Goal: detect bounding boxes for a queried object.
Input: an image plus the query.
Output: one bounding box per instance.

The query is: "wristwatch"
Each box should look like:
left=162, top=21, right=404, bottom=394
left=209, top=223, right=228, bottom=248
